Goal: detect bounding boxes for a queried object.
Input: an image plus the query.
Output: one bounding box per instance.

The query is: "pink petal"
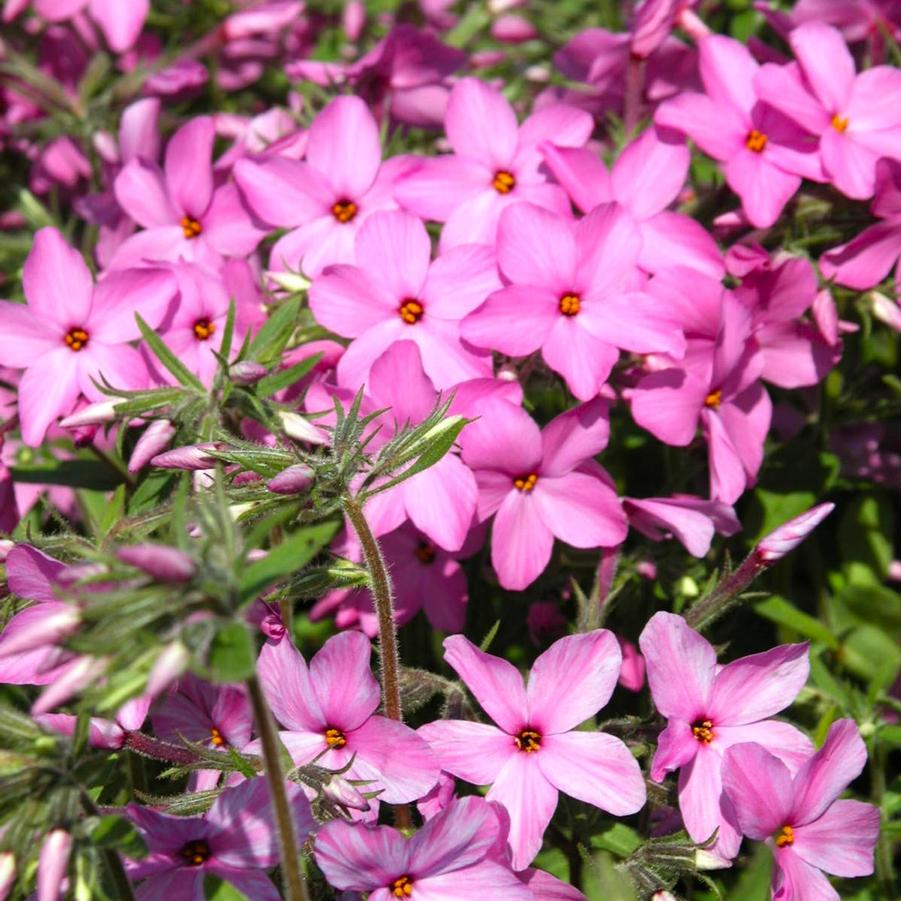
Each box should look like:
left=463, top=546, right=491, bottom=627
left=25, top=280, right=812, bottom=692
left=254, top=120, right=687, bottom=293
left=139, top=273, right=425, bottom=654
left=446, top=78, right=519, bottom=168
left=0, top=301, right=59, bottom=367
left=650, top=718, right=697, bottom=782
left=538, top=731, right=646, bottom=815
left=496, top=202, right=575, bottom=290
left=791, top=718, right=868, bottom=825
left=579, top=291, right=686, bottom=357
left=23, top=227, right=93, bottom=328
left=334, top=318, right=408, bottom=390
left=541, top=317, right=619, bottom=401
left=234, top=157, right=329, bottom=227
left=307, top=95, right=381, bottom=198
left=654, top=92, right=744, bottom=161
left=461, top=284, right=558, bottom=356
left=18, top=350, right=80, bottom=446
left=90, top=269, right=176, bottom=343
left=106, top=226, right=189, bottom=270
left=821, top=128, right=878, bottom=200
left=721, top=741, right=793, bottom=839
left=725, top=151, right=801, bottom=228
left=611, top=128, right=689, bottom=220
left=88, top=0, right=147, bottom=51
left=820, top=221, right=901, bottom=290
left=309, top=265, right=395, bottom=337
left=638, top=611, right=716, bottom=721
left=709, top=643, right=809, bottom=726
left=314, top=819, right=407, bottom=891
left=367, top=340, right=436, bottom=422
left=717, top=383, right=772, bottom=483
left=443, top=635, right=528, bottom=734
left=757, top=322, right=839, bottom=389
left=5, top=545, right=64, bottom=600
left=355, top=211, right=431, bottom=300
left=422, top=243, right=501, bottom=320
left=460, top=400, right=542, bottom=475
left=540, top=398, right=610, bottom=476
left=474, top=470, right=517, bottom=521
left=698, top=34, right=759, bottom=115
left=517, top=103, right=593, bottom=155
left=77, top=343, right=150, bottom=399
left=527, top=631, right=621, bottom=734
left=201, top=184, right=267, bottom=257
left=118, top=96, right=160, bottom=164
left=257, top=636, right=325, bottom=732
left=847, top=66, right=901, bottom=132
left=773, top=847, right=841, bottom=901
left=404, top=455, right=478, bottom=553
left=639, top=212, right=725, bottom=279
left=350, top=715, right=440, bottom=803
left=486, top=752, right=558, bottom=871
left=491, top=490, right=555, bottom=591
left=310, top=631, right=380, bottom=732
left=575, top=202, right=643, bottom=297
left=754, top=62, right=831, bottom=135
left=630, top=368, right=707, bottom=446
left=408, top=319, right=493, bottom=388
left=114, top=159, right=177, bottom=228
left=625, top=497, right=716, bottom=558
left=792, top=799, right=879, bottom=877
left=532, top=472, right=627, bottom=549
left=204, top=867, right=280, bottom=901
left=417, top=720, right=514, bottom=785
left=538, top=143, right=612, bottom=213
left=717, top=719, right=815, bottom=778
left=790, top=22, right=856, bottom=114
left=678, top=743, right=742, bottom=859
left=164, top=117, right=215, bottom=219
left=394, top=156, right=490, bottom=222
left=414, top=863, right=534, bottom=899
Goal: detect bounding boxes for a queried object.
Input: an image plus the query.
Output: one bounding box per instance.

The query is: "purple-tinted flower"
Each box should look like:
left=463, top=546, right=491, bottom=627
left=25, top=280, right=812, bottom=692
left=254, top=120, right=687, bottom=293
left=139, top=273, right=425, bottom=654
left=37, top=828, right=71, bottom=901
left=756, top=502, right=835, bottom=564
left=722, top=719, right=880, bottom=899
left=420, top=632, right=645, bottom=869
left=117, top=544, right=195, bottom=583
left=639, top=612, right=812, bottom=860
left=624, top=495, right=740, bottom=557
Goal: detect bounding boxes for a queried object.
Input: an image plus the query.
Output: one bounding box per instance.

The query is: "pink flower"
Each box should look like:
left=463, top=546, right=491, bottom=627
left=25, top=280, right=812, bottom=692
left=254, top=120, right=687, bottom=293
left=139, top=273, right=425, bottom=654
left=37, top=828, right=71, bottom=901
left=111, top=117, right=266, bottom=270
left=419, top=632, right=646, bottom=869
left=37, top=695, right=150, bottom=750
left=539, top=127, right=724, bottom=278
left=460, top=398, right=628, bottom=590
left=656, top=34, right=822, bottom=226
left=722, top=719, right=879, bottom=899
left=314, top=795, right=533, bottom=899
left=0, top=228, right=176, bottom=445
left=395, top=77, right=593, bottom=248
left=309, top=211, right=497, bottom=389
left=28, top=0, right=148, bottom=52
left=256, top=631, right=439, bottom=803
left=235, top=95, right=401, bottom=278
left=461, top=202, right=685, bottom=401
left=755, top=22, right=901, bottom=198
left=125, top=777, right=314, bottom=901
left=639, top=612, right=812, bottom=860
left=755, top=502, right=836, bottom=564
left=624, top=495, right=740, bottom=557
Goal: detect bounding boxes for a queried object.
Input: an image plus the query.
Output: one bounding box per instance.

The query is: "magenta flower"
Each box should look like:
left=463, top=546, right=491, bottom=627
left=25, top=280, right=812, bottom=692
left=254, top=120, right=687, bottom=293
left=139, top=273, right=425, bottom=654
left=419, top=632, right=646, bottom=870
left=315, top=795, right=533, bottom=899
left=722, top=719, right=880, bottom=899
left=460, top=398, right=628, bottom=590
left=256, top=630, right=439, bottom=803
left=462, top=201, right=685, bottom=401
left=309, top=210, right=497, bottom=389
left=624, top=495, right=740, bottom=558
left=38, top=695, right=150, bottom=750
left=395, top=77, right=593, bottom=248
left=125, top=777, right=314, bottom=901
left=755, top=22, right=901, bottom=199
left=0, top=227, right=176, bottom=445
left=539, top=128, right=724, bottom=278
left=26, top=0, right=148, bottom=52
left=655, top=34, right=822, bottom=226
left=111, top=117, right=266, bottom=270
left=235, top=95, right=400, bottom=278
left=639, top=612, right=812, bottom=860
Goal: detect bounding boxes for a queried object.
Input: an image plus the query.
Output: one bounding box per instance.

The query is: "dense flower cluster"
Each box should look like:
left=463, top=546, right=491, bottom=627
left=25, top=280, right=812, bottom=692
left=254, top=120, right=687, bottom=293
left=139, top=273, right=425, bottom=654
left=0, top=2, right=897, bottom=900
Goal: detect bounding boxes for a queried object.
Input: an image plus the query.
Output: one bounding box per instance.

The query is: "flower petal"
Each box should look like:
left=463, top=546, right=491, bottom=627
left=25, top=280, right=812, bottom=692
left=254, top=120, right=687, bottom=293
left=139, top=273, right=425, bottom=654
left=721, top=742, right=793, bottom=840
left=446, top=78, right=519, bottom=168
left=314, top=819, right=407, bottom=891
left=491, top=489, right=555, bottom=591
left=310, top=631, right=380, bottom=732
left=417, top=720, right=514, bottom=785
left=164, top=117, right=215, bottom=219
left=256, top=636, right=325, bottom=732
left=23, top=227, right=93, bottom=327
left=792, top=799, right=879, bottom=878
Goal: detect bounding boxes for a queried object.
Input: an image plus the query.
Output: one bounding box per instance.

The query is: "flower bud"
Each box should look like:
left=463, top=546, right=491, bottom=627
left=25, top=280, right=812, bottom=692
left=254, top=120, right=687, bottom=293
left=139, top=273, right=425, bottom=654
left=145, top=641, right=190, bottom=697
left=343, top=0, right=366, bottom=41
left=37, top=829, right=71, bottom=901
left=0, top=853, right=15, bottom=901
left=32, top=656, right=107, bottom=716
left=117, top=544, right=196, bottom=583
left=267, top=463, right=314, bottom=495
left=151, top=443, right=221, bottom=470
left=756, top=502, right=835, bottom=564
left=230, top=361, right=268, bottom=384
left=266, top=270, right=311, bottom=294
left=695, top=848, right=731, bottom=870
left=868, top=290, right=901, bottom=332
left=0, top=605, right=80, bottom=658
left=129, top=420, right=176, bottom=472
left=279, top=412, right=328, bottom=445
left=323, top=775, right=370, bottom=812
left=59, top=400, right=120, bottom=428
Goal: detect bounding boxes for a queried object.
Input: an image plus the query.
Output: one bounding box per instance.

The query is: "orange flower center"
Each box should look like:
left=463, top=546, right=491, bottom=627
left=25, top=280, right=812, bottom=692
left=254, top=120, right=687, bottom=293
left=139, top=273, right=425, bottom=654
left=325, top=727, right=347, bottom=748
left=513, top=472, right=538, bottom=492
left=559, top=293, right=581, bottom=316
left=64, top=327, right=89, bottom=352
left=193, top=318, right=216, bottom=340
left=492, top=170, right=516, bottom=194
left=209, top=727, right=225, bottom=747
left=831, top=114, right=849, bottom=133
left=390, top=875, right=413, bottom=897
left=179, top=839, right=211, bottom=866
left=331, top=198, right=358, bottom=223
left=692, top=718, right=715, bottom=743
left=745, top=130, right=768, bottom=153
left=704, top=390, right=722, bottom=409
left=415, top=541, right=436, bottom=564
left=181, top=216, right=203, bottom=239
left=514, top=728, right=542, bottom=752
left=399, top=298, right=424, bottom=324
left=775, top=825, right=795, bottom=847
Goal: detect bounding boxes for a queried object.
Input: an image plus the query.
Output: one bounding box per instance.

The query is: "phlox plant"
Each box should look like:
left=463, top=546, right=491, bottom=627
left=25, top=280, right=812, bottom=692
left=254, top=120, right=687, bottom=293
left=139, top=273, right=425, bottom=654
left=0, top=2, right=899, bottom=901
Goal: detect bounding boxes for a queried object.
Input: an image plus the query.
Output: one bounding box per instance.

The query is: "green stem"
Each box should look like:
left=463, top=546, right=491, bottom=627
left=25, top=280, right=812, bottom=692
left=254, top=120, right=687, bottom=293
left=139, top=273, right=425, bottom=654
left=246, top=675, right=310, bottom=901
left=80, top=790, right=136, bottom=901
left=870, top=737, right=896, bottom=897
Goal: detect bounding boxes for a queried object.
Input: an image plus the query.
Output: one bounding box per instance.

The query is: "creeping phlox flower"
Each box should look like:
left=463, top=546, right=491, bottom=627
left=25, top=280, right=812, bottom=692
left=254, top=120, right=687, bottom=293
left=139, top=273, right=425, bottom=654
left=124, top=777, right=314, bottom=901
left=255, top=630, right=439, bottom=803
left=639, top=612, right=812, bottom=860
left=722, top=719, right=880, bottom=900
left=419, top=631, right=646, bottom=869
left=0, top=227, right=176, bottom=445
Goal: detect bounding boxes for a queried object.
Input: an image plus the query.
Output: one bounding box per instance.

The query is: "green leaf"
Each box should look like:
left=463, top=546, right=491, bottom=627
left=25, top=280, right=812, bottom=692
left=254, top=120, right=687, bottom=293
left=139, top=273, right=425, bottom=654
left=135, top=313, right=205, bottom=391
left=590, top=823, right=642, bottom=858
left=754, top=596, right=839, bottom=649
left=255, top=354, right=323, bottom=397
left=128, top=469, right=178, bottom=515
left=479, top=620, right=501, bottom=653
left=219, top=299, right=237, bottom=364
left=248, top=296, right=300, bottom=363
left=203, top=875, right=251, bottom=900
left=208, top=622, right=255, bottom=683
left=11, top=460, right=124, bottom=491
left=237, top=519, right=340, bottom=605
left=91, top=815, right=148, bottom=858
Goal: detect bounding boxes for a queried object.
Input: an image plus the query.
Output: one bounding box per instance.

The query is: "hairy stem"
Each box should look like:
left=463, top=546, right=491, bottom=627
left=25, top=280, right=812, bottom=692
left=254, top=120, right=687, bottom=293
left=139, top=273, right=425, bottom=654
left=623, top=54, right=645, bottom=137
left=123, top=731, right=204, bottom=765
left=685, top=553, right=763, bottom=631
left=342, top=494, right=403, bottom=723
left=246, top=675, right=310, bottom=901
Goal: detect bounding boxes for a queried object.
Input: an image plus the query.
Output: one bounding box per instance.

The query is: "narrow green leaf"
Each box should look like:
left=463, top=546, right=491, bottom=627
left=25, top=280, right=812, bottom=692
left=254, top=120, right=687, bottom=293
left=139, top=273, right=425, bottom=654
left=480, top=620, right=501, bottom=653
left=11, top=460, right=124, bottom=490
left=219, top=299, right=237, bottom=364
left=754, top=596, right=839, bottom=649
left=248, top=296, right=300, bottom=362
left=255, top=354, right=323, bottom=397
left=208, top=623, right=255, bottom=683
left=135, top=313, right=205, bottom=391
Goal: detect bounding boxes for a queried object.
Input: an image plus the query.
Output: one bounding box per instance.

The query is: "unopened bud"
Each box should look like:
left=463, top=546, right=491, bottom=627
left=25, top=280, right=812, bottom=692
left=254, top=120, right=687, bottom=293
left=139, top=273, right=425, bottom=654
left=266, top=269, right=311, bottom=294
left=279, top=412, right=328, bottom=445
left=117, top=544, right=196, bottom=583
left=323, top=775, right=370, bottom=812
left=38, top=829, right=72, bottom=901
left=868, top=290, right=901, bottom=332
left=756, top=503, right=835, bottom=564
left=32, top=656, right=107, bottom=716
left=0, top=852, right=15, bottom=901
left=129, top=420, right=176, bottom=472
left=695, top=848, right=731, bottom=870
left=267, top=463, right=314, bottom=495
left=151, top=443, right=222, bottom=470
left=0, top=605, right=80, bottom=658
left=146, top=641, right=190, bottom=697
left=231, top=361, right=268, bottom=384
left=59, top=400, right=120, bottom=428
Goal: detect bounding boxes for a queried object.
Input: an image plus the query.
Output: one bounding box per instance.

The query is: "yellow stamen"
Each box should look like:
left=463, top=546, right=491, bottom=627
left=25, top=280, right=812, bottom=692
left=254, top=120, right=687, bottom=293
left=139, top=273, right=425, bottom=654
left=209, top=727, right=225, bottom=747
left=399, top=299, right=424, bottom=324
left=704, top=390, right=722, bottom=409
left=692, top=719, right=715, bottom=743
left=492, top=170, right=516, bottom=194
left=559, top=293, right=581, bottom=316
left=64, top=327, right=89, bottom=352
left=331, top=199, right=358, bottom=223
left=775, top=825, right=794, bottom=847
left=514, top=729, right=542, bottom=752
left=745, top=129, right=768, bottom=153
left=325, top=727, right=347, bottom=748
left=831, top=114, right=849, bottom=133
left=180, top=216, right=202, bottom=239
left=179, top=839, right=211, bottom=866
left=193, top=318, right=216, bottom=340
left=390, top=875, right=413, bottom=897
left=513, top=472, right=538, bottom=492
